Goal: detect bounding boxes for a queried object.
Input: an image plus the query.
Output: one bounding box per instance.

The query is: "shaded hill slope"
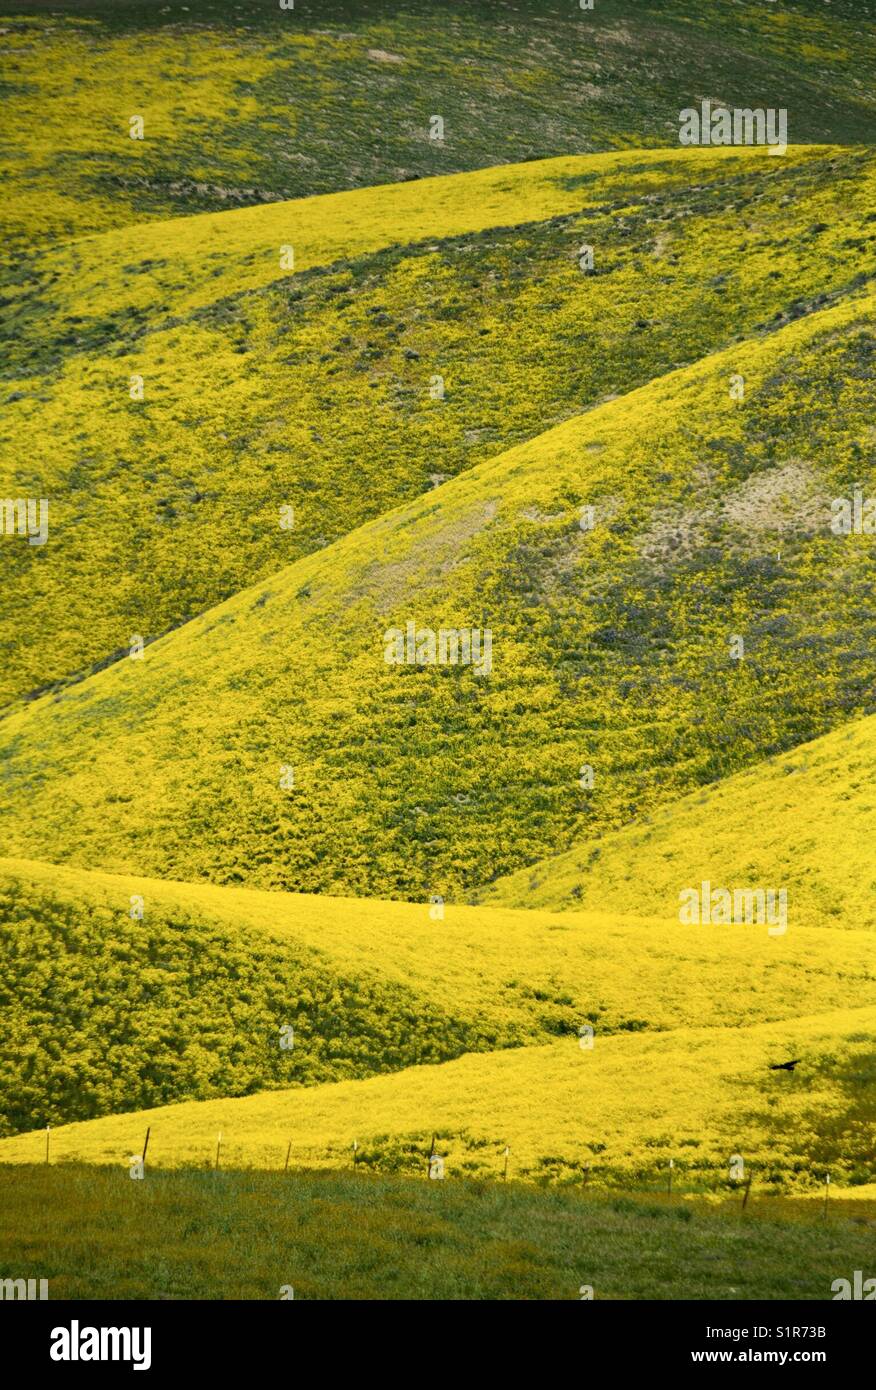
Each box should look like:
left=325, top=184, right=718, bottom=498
left=480, top=712, right=876, bottom=925
left=4, top=0, right=876, bottom=249
left=6, top=855, right=874, bottom=1134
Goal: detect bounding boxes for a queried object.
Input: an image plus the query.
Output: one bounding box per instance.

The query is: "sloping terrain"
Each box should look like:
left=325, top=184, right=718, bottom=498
left=3, top=0, right=876, bottom=1309
left=3, top=286, right=876, bottom=898
left=6, top=146, right=672, bottom=361
left=6, top=144, right=876, bottom=707
left=480, top=712, right=876, bottom=924
left=2, top=1004, right=872, bottom=1192
left=4, top=0, right=876, bottom=250
left=6, top=855, right=875, bottom=1135
left=0, top=861, right=491, bottom=1137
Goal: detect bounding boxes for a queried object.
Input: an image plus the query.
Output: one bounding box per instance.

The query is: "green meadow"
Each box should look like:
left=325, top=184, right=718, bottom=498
left=1, top=1166, right=872, bottom=1301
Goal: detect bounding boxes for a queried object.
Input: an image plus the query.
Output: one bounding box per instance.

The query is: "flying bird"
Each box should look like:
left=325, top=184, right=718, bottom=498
left=768, top=1059, right=801, bottom=1072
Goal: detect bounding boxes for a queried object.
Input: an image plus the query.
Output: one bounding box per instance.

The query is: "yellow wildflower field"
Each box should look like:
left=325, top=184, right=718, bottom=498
left=2, top=856, right=874, bottom=1177
left=4, top=285, right=876, bottom=901
left=3, top=1002, right=871, bottom=1193
left=483, top=710, right=876, bottom=927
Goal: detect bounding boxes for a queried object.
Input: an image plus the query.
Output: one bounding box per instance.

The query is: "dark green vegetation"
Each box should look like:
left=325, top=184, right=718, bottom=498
left=5, top=0, right=876, bottom=252
left=0, top=1165, right=872, bottom=1299
left=0, top=873, right=502, bottom=1138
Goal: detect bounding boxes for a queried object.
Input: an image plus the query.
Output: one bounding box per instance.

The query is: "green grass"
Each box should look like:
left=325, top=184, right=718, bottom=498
left=0, top=1165, right=872, bottom=1300
left=4, top=0, right=876, bottom=251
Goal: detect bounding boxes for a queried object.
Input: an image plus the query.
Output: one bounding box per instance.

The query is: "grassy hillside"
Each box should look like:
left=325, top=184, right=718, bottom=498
left=6, top=146, right=675, bottom=367
left=4, top=0, right=876, bottom=250
left=1, top=1166, right=873, bottom=1301
left=0, top=862, right=492, bottom=1138
left=6, top=855, right=875, bottom=1135
left=481, top=712, right=876, bottom=924
left=5, top=0, right=876, bottom=1311
left=6, top=145, right=876, bottom=707
left=3, top=285, right=876, bottom=898
left=3, top=1005, right=873, bottom=1192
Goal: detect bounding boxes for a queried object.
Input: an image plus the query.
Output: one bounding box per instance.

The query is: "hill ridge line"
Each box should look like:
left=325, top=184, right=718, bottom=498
left=477, top=710, right=876, bottom=905
left=4, top=277, right=871, bottom=726
left=29, top=143, right=834, bottom=259
left=5, top=852, right=876, bottom=949
left=3, top=999, right=873, bottom=1152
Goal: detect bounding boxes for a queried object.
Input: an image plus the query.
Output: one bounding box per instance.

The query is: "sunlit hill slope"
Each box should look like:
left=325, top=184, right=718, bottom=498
left=6, top=855, right=875, bottom=1135
left=3, top=280, right=876, bottom=898
left=5, top=145, right=876, bottom=707
left=481, top=712, right=876, bottom=924
left=2, top=1002, right=873, bottom=1193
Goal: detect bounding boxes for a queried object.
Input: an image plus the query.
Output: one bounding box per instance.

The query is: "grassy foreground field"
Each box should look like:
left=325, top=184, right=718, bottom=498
left=0, top=1166, right=872, bottom=1301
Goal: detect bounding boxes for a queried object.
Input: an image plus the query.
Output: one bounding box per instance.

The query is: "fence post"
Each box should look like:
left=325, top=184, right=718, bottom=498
left=741, top=1172, right=753, bottom=1211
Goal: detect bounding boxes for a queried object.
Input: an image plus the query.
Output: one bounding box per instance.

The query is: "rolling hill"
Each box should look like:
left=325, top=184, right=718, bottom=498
left=4, top=0, right=876, bottom=251
left=480, top=711, right=876, bottom=924
left=2, top=1002, right=872, bottom=1192
left=3, top=282, right=876, bottom=898
left=5, top=143, right=876, bottom=707
left=6, top=854, right=876, bottom=1135
left=4, top=0, right=876, bottom=1310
